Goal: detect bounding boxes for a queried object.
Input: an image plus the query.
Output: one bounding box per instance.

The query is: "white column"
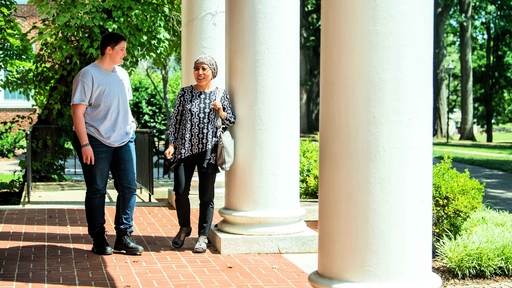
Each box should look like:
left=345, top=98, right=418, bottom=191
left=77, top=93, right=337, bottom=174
left=308, top=1, right=442, bottom=287
left=210, top=0, right=317, bottom=254
left=170, top=1, right=226, bottom=206
left=181, top=0, right=225, bottom=87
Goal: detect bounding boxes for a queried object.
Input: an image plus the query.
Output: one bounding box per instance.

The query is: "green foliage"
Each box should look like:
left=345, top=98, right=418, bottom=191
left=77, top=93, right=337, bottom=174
left=131, top=69, right=165, bottom=131
left=0, top=0, right=34, bottom=95
left=0, top=122, right=25, bottom=158
left=471, top=1, right=512, bottom=138
left=130, top=67, right=181, bottom=141
left=0, top=172, right=23, bottom=191
left=20, top=125, right=73, bottom=182
left=10, top=0, right=181, bottom=180
left=0, top=172, right=23, bottom=205
left=299, top=136, right=319, bottom=199
left=432, top=154, right=485, bottom=248
left=26, top=0, right=181, bottom=124
left=436, top=207, right=512, bottom=278
left=0, top=114, right=33, bottom=158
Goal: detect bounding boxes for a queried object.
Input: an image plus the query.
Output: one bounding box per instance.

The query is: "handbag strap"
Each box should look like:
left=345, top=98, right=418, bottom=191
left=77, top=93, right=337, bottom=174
left=215, top=88, right=223, bottom=130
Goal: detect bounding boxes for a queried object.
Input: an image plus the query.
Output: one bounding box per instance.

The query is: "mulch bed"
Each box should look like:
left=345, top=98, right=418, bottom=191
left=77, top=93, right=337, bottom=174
left=433, top=260, right=512, bottom=287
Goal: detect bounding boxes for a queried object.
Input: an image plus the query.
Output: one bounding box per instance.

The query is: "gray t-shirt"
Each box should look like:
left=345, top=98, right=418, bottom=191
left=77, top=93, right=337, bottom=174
left=71, top=63, right=133, bottom=147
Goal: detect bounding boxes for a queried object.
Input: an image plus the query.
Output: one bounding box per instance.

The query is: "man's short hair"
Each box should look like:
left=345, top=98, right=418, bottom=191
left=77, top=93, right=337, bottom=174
left=99, top=32, right=127, bottom=56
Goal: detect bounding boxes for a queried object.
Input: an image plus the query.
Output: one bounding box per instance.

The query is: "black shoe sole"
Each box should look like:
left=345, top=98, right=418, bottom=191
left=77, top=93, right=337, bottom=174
left=113, top=246, right=144, bottom=255
left=92, top=247, right=113, bottom=255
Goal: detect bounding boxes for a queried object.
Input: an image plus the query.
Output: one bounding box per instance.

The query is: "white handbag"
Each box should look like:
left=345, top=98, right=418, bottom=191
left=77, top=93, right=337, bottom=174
left=215, top=88, right=234, bottom=170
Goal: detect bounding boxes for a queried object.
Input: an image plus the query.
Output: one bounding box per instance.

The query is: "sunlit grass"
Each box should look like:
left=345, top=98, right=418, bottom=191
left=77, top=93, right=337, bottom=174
left=433, top=132, right=512, bottom=173
left=0, top=173, right=19, bottom=183
left=436, top=207, right=512, bottom=278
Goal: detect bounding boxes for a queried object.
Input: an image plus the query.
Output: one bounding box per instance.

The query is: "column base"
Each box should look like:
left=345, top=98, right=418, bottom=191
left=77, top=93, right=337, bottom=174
left=308, top=271, right=442, bottom=288
left=209, top=225, right=318, bottom=254
left=218, top=207, right=307, bottom=234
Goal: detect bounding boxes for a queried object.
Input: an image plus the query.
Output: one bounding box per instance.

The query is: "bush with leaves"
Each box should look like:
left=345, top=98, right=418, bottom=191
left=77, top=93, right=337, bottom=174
left=432, top=154, right=485, bottom=249
left=0, top=122, right=25, bottom=158
left=0, top=114, right=34, bottom=158
left=0, top=172, right=24, bottom=205
left=130, top=67, right=181, bottom=141
left=299, top=135, right=319, bottom=199
left=131, top=69, right=166, bottom=135
left=436, top=207, right=512, bottom=278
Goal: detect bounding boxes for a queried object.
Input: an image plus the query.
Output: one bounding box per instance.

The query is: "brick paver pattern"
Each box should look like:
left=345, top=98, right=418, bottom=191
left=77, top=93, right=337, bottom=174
left=0, top=206, right=313, bottom=288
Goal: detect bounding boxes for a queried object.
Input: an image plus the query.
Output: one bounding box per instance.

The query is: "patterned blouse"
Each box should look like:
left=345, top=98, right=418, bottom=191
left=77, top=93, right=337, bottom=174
left=168, top=85, right=236, bottom=163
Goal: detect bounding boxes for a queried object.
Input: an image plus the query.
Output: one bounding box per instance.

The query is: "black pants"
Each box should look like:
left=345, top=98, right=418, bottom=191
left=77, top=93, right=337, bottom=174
left=173, top=151, right=218, bottom=237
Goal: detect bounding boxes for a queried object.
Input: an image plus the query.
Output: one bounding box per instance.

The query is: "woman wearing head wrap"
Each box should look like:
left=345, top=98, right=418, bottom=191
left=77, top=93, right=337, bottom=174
left=164, top=55, right=236, bottom=253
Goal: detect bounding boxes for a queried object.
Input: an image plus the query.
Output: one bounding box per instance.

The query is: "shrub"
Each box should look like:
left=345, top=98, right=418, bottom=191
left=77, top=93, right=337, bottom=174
left=0, top=172, right=24, bottom=205
left=130, top=68, right=181, bottom=142
left=433, top=154, right=485, bottom=248
left=131, top=69, right=166, bottom=134
left=0, top=120, right=27, bottom=158
left=436, top=207, right=512, bottom=278
left=299, top=135, right=319, bottom=199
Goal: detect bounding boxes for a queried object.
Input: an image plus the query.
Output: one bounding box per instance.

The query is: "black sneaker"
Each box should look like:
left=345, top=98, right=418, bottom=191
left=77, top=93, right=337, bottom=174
left=92, top=227, right=113, bottom=255
left=114, top=229, right=144, bottom=255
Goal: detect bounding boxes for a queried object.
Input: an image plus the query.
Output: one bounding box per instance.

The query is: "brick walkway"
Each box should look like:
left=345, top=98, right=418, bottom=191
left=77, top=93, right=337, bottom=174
left=0, top=206, right=314, bottom=288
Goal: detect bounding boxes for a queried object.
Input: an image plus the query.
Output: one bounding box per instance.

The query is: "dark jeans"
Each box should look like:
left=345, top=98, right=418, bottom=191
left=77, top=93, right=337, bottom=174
left=73, top=133, right=137, bottom=237
left=173, top=151, right=217, bottom=237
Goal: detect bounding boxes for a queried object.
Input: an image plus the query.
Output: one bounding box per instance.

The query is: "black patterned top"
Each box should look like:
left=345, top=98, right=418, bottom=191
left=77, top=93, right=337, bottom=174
left=168, top=85, right=236, bottom=163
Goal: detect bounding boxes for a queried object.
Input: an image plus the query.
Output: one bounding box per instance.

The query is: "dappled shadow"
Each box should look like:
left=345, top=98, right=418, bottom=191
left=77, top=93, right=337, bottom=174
left=0, top=244, right=112, bottom=287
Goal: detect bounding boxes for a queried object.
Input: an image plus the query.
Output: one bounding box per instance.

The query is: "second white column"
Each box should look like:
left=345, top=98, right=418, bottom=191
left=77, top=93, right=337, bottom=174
left=217, top=0, right=307, bottom=236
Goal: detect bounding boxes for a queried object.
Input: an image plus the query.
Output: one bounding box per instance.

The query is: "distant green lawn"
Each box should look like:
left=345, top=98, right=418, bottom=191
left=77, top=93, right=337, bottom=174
left=433, top=132, right=512, bottom=173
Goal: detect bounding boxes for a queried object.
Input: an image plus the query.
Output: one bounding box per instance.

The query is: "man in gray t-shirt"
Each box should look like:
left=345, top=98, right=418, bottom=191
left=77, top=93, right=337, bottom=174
left=70, top=32, right=143, bottom=256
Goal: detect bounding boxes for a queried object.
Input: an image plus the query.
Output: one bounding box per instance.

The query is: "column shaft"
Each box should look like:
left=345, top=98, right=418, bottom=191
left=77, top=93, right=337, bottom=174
left=309, top=0, right=441, bottom=287
left=218, top=0, right=306, bottom=235
left=181, top=0, right=225, bottom=86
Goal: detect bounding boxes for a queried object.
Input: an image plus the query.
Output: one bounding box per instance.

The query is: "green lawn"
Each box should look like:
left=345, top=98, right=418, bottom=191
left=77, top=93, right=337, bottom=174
left=0, top=173, right=19, bottom=183
left=433, top=132, right=512, bottom=173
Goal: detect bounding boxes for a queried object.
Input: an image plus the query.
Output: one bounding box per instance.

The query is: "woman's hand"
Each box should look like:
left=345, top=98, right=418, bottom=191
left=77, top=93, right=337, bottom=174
left=212, top=101, right=227, bottom=119
left=164, top=145, right=175, bottom=159
left=212, top=101, right=223, bottom=112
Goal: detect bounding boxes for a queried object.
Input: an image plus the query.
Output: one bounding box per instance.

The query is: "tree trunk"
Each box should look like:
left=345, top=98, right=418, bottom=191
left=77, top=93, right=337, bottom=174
left=458, top=0, right=476, bottom=141
left=433, top=0, right=453, bottom=138
left=299, top=0, right=321, bottom=135
left=484, top=21, right=493, bottom=143
left=300, top=48, right=310, bottom=134
left=160, top=62, right=171, bottom=130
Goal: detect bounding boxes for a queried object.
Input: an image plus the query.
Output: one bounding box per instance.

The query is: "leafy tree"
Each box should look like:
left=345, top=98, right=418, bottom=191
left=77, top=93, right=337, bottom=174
left=0, top=0, right=34, bottom=96
left=300, top=0, right=321, bottom=134
left=130, top=66, right=181, bottom=142
left=472, top=0, right=512, bottom=142
left=16, top=0, right=181, bottom=180
left=130, top=66, right=181, bottom=175
left=142, top=0, right=181, bottom=132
